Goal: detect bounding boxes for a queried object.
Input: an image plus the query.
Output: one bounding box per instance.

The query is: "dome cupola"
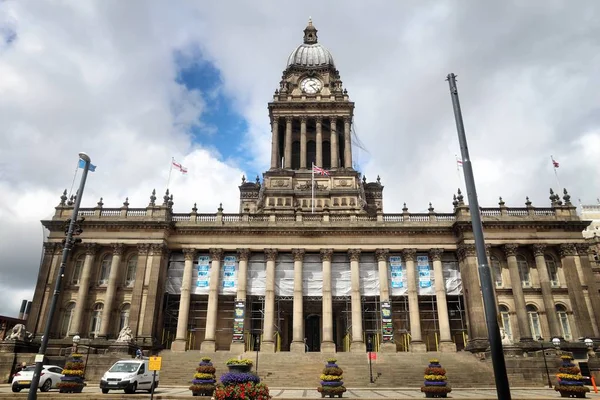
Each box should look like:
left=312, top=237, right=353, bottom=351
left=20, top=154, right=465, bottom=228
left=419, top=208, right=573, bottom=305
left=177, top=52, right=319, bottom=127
left=286, top=18, right=335, bottom=69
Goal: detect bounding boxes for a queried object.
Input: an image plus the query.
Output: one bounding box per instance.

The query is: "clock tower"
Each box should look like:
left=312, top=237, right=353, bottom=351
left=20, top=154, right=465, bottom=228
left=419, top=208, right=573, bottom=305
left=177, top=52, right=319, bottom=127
left=240, top=20, right=384, bottom=215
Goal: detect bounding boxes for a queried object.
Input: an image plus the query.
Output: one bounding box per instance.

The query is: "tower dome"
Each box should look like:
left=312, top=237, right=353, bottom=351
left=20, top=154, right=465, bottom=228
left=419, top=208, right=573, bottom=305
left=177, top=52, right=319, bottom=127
left=286, top=19, right=335, bottom=69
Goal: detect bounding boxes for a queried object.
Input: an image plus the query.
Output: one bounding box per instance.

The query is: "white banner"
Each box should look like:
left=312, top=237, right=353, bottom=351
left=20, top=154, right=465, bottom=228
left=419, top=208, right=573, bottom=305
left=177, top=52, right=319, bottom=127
left=195, top=255, right=211, bottom=294
left=220, top=255, right=238, bottom=295
left=417, top=255, right=435, bottom=295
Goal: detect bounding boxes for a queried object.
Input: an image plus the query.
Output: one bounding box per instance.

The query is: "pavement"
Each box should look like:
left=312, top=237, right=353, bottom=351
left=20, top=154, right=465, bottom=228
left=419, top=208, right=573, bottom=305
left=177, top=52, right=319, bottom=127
left=1, top=385, right=600, bottom=399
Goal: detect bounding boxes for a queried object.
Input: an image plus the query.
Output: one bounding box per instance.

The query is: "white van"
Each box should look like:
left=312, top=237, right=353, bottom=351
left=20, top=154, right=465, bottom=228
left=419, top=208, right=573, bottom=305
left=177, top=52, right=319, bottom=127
left=99, top=359, right=159, bottom=394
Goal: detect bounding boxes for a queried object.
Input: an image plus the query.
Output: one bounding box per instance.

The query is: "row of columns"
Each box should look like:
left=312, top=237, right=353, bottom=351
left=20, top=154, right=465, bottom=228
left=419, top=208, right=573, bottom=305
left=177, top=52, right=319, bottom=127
left=171, top=247, right=456, bottom=353
left=459, top=243, right=599, bottom=351
left=270, top=116, right=353, bottom=170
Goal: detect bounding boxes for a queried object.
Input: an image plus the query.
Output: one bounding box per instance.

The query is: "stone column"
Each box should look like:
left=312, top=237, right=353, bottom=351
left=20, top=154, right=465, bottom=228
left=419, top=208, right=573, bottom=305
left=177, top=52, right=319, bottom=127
left=128, top=244, right=149, bottom=338
left=376, top=248, right=395, bottom=353
left=262, top=249, right=278, bottom=352
left=560, top=244, right=595, bottom=338
left=284, top=117, right=292, bottom=169
left=330, top=118, right=339, bottom=168
left=504, top=244, right=532, bottom=341
left=141, top=244, right=166, bottom=340
left=29, top=243, right=58, bottom=335
left=291, top=249, right=306, bottom=353
left=431, top=249, right=455, bottom=351
left=404, top=249, right=426, bottom=352
left=343, top=116, right=352, bottom=168
left=270, top=118, right=279, bottom=169
left=172, top=248, right=196, bottom=351
left=321, top=248, right=336, bottom=352
left=201, top=248, right=223, bottom=351
left=231, top=248, right=250, bottom=353
left=316, top=116, right=323, bottom=167
left=71, top=243, right=97, bottom=336
left=348, top=249, right=365, bottom=352
left=576, top=244, right=600, bottom=336
left=532, top=244, right=562, bottom=339
left=300, top=116, right=307, bottom=169
left=98, top=243, right=124, bottom=338
left=457, top=244, right=489, bottom=352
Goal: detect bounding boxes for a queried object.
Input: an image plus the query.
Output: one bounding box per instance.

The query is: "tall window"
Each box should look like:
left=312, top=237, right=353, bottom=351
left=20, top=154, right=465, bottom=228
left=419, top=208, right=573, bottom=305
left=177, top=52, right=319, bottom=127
left=89, top=303, right=103, bottom=338
left=545, top=255, right=560, bottom=287
left=499, top=305, right=512, bottom=340
left=71, top=255, right=85, bottom=285
left=60, top=302, right=76, bottom=337
left=527, top=304, right=541, bottom=339
left=556, top=304, right=572, bottom=341
left=98, top=254, right=112, bottom=285
left=517, top=255, right=531, bottom=288
left=491, top=256, right=503, bottom=287
left=119, top=304, right=131, bottom=331
left=125, top=256, right=137, bottom=287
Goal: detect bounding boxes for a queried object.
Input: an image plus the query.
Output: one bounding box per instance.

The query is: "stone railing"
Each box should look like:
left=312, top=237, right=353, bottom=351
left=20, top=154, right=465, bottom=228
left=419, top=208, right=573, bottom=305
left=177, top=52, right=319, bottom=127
left=53, top=203, right=576, bottom=226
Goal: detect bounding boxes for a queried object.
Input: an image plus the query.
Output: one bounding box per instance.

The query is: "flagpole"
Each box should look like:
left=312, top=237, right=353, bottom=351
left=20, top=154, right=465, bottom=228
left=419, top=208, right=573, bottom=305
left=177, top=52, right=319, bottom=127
left=551, top=155, right=561, bottom=192
left=311, top=162, right=315, bottom=214
left=455, top=154, right=463, bottom=191
left=167, top=157, right=174, bottom=190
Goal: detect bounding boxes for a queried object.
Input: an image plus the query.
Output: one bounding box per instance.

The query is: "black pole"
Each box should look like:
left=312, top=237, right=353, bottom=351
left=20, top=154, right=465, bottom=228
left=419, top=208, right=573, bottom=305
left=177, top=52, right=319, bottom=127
left=367, top=337, right=373, bottom=384
left=83, top=344, right=90, bottom=379
left=255, top=335, right=260, bottom=375
left=446, top=74, right=511, bottom=400
left=28, top=153, right=92, bottom=400
left=150, top=370, right=156, bottom=400
left=541, top=341, right=552, bottom=388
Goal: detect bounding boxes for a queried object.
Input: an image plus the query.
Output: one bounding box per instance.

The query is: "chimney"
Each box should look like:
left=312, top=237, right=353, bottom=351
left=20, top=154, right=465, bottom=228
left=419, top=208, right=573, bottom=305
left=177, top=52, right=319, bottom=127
left=23, top=301, right=32, bottom=321
left=18, top=300, right=27, bottom=320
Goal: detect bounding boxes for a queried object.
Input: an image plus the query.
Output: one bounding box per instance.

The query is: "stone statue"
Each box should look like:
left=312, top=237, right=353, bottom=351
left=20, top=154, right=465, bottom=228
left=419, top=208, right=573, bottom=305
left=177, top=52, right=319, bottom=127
left=4, top=324, right=33, bottom=342
left=500, top=327, right=513, bottom=346
left=115, top=326, right=133, bottom=343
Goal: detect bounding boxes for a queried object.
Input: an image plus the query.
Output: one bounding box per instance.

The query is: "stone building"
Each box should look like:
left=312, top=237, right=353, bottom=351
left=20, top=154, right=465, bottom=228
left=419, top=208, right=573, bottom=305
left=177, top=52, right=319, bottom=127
left=26, top=21, right=599, bottom=355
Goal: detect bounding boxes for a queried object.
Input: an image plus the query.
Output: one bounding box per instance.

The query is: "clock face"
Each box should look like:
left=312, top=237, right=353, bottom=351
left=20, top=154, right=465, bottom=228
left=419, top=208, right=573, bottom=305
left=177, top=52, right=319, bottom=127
left=301, top=78, right=322, bottom=94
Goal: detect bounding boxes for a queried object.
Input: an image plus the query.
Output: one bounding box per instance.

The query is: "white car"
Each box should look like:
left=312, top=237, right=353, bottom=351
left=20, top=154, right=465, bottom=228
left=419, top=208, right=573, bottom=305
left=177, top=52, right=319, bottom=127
left=99, top=359, right=159, bottom=394
left=12, top=365, right=64, bottom=392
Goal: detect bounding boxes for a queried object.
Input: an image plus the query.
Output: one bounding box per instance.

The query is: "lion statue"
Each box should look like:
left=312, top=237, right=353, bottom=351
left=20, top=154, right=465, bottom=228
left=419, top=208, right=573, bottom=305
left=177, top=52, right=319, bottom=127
left=116, top=326, right=133, bottom=343
left=4, top=324, right=33, bottom=342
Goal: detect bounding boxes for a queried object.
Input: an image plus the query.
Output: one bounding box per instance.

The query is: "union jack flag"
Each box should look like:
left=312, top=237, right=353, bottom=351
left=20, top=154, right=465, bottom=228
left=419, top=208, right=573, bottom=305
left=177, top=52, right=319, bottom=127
left=312, top=164, right=329, bottom=176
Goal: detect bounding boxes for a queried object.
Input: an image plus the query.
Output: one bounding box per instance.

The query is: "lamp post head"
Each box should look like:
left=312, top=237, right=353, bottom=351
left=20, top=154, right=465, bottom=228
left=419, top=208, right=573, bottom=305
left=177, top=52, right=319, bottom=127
left=552, top=337, right=561, bottom=348
left=78, top=152, right=90, bottom=163
left=73, top=334, right=81, bottom=344
left=585, top=338, right=594, bottom=348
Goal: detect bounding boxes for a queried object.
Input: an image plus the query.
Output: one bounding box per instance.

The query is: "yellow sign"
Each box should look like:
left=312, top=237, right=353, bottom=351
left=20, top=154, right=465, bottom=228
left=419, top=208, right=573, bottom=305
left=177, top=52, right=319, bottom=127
left=149, top=356, right=162, bottom=371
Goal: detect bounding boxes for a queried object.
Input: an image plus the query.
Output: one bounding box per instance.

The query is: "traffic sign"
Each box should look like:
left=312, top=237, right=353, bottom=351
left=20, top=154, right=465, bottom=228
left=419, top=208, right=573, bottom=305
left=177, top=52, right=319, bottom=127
left=149, top=356, right=162, bottom=371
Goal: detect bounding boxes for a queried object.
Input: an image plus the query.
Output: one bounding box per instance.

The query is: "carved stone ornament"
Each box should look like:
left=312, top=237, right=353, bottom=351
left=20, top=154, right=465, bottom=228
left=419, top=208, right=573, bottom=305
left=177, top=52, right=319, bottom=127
left=115, top=326, right=133, bottom=343
left=84, top=243, right=97, bottom=256
left=559, top=243, right=577, bottom=258
left=112, top=243, right=125, bottom=256
left=137, top=243, right=150, bottom=256
left=575, top=243, right=591, bottom=256
left=4, top=324, right=33, bottom=342
left=150, top=243, right=166, bottom=256
left=348, top=249, right=361, bottom=262
left=375, top=248, right=389, bottom=262
left=320, top=248, right=333, bottom=261
left=532, top=244, right=547, bottom=257
left=485, top=244, right=491, bottom=257
left=503, top=243, right=519, bottom=258
left=292, top=248, right=305, bottom=261
left=53, top=243, right=65, bottom=256
left=265, top=248, right=278, bottom=262
left=183, top=248, right=197, bottom=261
left=271, top=179, right=290, bottom=188
left=237, top=248, right=251, bottom=261
left=429, top=248, right=444, bottom=262
left=210, top=248, right=224, bottom=262
left=334, top=179, right=352, bottom=188
left=457, top=244, right=476, bottom=261
left=43, top=242, right=56, bottom=255
left=296, top=181, right=311, bottom=191
left=402, top=248, right=416, bottom=262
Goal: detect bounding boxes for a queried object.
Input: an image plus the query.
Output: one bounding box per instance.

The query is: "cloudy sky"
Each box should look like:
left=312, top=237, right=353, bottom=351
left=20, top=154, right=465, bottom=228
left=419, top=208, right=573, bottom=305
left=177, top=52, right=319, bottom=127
left=1, top=1, right=599, bottom=317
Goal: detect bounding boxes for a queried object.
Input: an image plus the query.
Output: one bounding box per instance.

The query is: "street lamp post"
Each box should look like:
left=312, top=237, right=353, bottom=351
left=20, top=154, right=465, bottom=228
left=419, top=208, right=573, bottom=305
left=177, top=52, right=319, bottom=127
left=585, top=338, right=595, bottom=358
left=28, top=153, right=93, bottom=400
left=72, top=335, right=81, bottom=354
left=538, top=338, right=552, bottom=388
left=367, top=336, right=374, bottom=384
left=255, top=335, right=260, bottom=375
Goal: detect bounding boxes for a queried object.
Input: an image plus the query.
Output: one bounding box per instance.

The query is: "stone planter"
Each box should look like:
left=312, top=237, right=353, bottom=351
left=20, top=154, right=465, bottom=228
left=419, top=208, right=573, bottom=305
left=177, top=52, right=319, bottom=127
left=424, top=393, right=447, bottom=398
left=558, top=391, right=586, bottom=398
left=227, top=364, right=252, bottom=373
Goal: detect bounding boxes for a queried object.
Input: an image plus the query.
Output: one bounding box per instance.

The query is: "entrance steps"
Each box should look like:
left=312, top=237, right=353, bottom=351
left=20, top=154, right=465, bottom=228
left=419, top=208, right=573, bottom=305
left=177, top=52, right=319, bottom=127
left=157, top=350, right=538, bottom=388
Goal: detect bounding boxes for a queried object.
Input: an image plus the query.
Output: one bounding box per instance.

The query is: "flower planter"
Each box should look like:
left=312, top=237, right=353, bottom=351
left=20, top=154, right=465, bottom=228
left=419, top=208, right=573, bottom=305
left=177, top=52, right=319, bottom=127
left=554, top=355, right=590, bottom=398
left=317, top=359, right=346, bottom=398
left=190, top=357, right=217, bottom=397
left=227, top=364, right=252, bottom=373
left=421, top=359, right=451, bottom=399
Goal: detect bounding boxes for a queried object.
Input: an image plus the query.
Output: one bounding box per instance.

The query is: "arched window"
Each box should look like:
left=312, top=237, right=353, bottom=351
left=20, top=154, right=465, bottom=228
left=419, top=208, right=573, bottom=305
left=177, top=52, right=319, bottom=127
left=89, top=303, right=103, bottom=338
left=499, top=305, right=512, bottom=340
left=71, top=255, right=85, bottom=285
left=60, top=302, right=76, bottom=337
left=545, top=255, right=560, bottom=287
left=491, top=256, right=503, bottom=287
left=556, top=304, right=572, bottom=341
left=119, top=304, right=131, bottom=332
left=517, top=255, right=531, bottom=288
left=98, top=254, right=112, bottom=285
left=527, top=304, right=541, bottom=339
left=125, top=256, right=137, bottom=287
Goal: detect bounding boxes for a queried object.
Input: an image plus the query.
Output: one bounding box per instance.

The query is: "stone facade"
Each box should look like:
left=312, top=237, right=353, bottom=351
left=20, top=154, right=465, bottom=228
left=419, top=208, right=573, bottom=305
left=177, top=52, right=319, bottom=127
left=25, top=21, right=599, bottom=358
